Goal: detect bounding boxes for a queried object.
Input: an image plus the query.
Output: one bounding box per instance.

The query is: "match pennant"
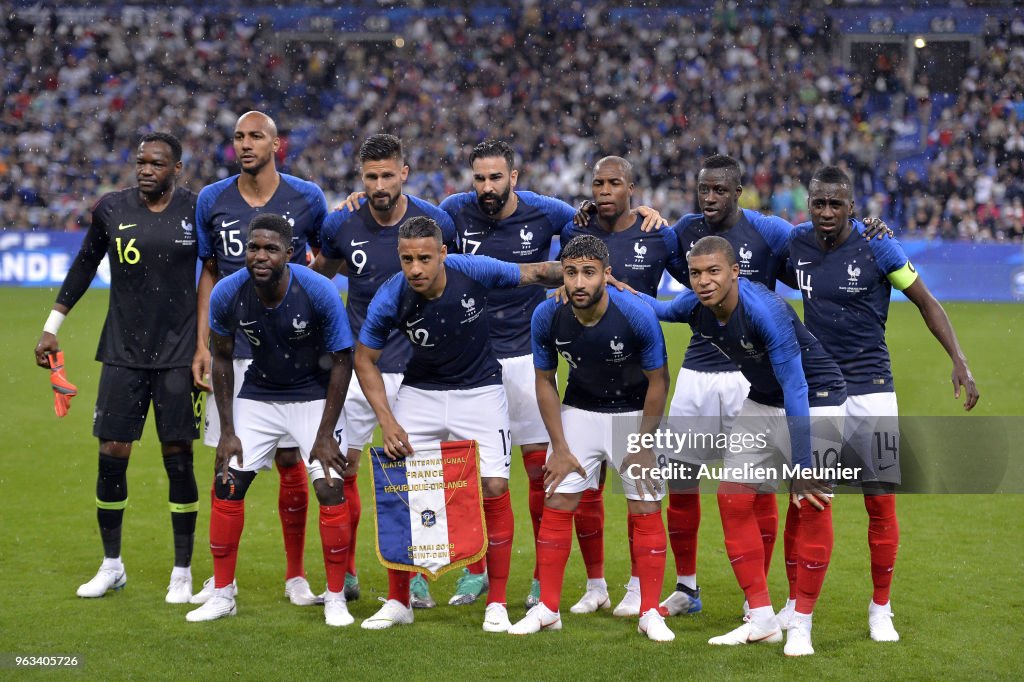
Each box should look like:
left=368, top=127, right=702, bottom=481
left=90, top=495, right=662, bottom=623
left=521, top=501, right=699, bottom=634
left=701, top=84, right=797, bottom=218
left=369, top=440, right=487, bottom=580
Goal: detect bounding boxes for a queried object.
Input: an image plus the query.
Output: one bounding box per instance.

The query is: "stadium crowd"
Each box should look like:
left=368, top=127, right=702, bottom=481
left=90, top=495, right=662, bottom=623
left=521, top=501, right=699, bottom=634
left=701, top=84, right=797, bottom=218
left=1, top=1, right=1022, bottom=240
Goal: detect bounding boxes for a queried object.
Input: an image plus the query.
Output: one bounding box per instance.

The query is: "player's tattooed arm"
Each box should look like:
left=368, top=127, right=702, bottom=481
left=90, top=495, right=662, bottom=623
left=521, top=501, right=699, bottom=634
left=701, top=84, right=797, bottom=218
left=311, top=349, right=354, bottom=486
left=902, top=277, right=979, bottom=410
left=210, top=332, right=242, bottom=483
left=518, top=261, right=563, bottom=288
left=192, top=258, right=217, bottom=391
left=355, top=342, right=412, bottom=458
left=535, top=368, right=585, bottom=496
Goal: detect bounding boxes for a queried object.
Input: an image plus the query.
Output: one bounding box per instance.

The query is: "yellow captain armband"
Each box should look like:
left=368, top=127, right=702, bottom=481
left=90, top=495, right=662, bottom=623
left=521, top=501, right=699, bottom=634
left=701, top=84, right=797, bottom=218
left=886, top=260, right=919, bottom=291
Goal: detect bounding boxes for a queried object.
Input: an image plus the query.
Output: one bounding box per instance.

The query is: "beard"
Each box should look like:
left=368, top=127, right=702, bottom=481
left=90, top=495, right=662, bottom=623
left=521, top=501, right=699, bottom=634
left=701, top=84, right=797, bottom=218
left=370, top=189, right=400, bottom=212
left=477, top=185, right=511, bottom=216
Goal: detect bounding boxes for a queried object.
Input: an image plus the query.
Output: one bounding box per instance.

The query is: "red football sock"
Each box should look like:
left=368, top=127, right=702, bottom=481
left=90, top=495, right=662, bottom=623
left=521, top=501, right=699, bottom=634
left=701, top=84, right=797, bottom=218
left=343, top=475, right=361, bottom=576
left=865, top=493, right=899, bottom=605
left=627, top=512, right=637, bottom=577
left=574, top=484, right=605, bottom=579
left=783, top=499, right=801, bottom=600
left=666, top=491, right=700, bottom=576
left=388, top=569, right=410, bottom=605
left=631, top=511, right=668, bottom=614
left=537, top=507, right=574, bottom=613
left=319, top=502, right=351, bottom=594
left=210, top=497, right=244, bottom=588
left=754, top=493, right=778, bottom=576
left=794, top=502, right=834, bottom=614
left=717, top=482, right=770, bottom=609
left=276, top=458, right=308, bottom=580
left=484, top=492, right=514, bottom=604
left=523, top=449, right=547, bottom=580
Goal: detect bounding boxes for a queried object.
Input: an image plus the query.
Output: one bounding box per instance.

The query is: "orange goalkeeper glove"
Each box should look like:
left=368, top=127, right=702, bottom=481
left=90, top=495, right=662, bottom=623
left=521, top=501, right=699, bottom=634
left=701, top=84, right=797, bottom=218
left=48, top=351, right=77, bottom=417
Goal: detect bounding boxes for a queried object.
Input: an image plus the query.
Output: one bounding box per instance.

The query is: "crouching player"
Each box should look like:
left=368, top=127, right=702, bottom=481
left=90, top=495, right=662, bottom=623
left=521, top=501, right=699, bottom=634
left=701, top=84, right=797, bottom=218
left=510, top=235, right=674, bottom=642
left=185, top=214, right=356, bottom=627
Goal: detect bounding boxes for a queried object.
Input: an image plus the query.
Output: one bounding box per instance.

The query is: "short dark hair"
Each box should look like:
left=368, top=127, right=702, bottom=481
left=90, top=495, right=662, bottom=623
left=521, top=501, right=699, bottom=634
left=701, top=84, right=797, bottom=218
left=359, top=134, right=403, bottom=164
left=560, top=234, right=609, bottom=267
left=595, top=156, right=634, bottom=184
left=249, top=213, right=293, bottom=247
left=701, top=154, right=743, bottom=185
left=810, top=165, right=853, bottom=188
left=470, top=139, right=515, bottom=170
left=139, top=132, right=182, bottom=162
left=398, top=216, right=442, bottom=244
left=688, top=235, right=736, bottom=265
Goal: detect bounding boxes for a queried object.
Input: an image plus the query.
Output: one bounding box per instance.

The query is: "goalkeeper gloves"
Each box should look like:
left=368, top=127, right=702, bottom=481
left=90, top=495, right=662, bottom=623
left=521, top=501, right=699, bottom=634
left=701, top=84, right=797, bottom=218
left=48, top=351, right=78, bottom=417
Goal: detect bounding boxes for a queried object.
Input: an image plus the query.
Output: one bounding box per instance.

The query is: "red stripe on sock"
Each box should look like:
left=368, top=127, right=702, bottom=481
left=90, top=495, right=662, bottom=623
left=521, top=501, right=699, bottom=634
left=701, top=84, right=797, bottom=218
left=631, top=511, right=668, bottom=614
left=523, top=449, right=547, bottom=580
left=319, top=502, right=351, bottom=594
left=794, top=502, right=834, bottom=614
left=537, top=507, right=574, bottom=613
left=718, top=482, right=770, bottom=609
left=484, top=492, right=514, bottom=604
left=754, top=493, right=778, bottom=576
left=783, top=499, right=801, bottom=600
left=574, top=484, right=605, bottom=580
left=343, top=475, right=360, bottom=576
left=388, top=569, right=410, bottom=605
left=210, top=497, right=244, bottom=589
left=277, top=459, right=308, bottom=580
left=865, top=493, right=899, bottom=605
left=666, top=491, right=700, bottom=576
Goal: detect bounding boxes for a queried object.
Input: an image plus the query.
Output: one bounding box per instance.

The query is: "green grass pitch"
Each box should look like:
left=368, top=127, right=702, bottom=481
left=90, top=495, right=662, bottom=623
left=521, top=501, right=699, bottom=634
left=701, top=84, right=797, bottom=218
left=1, top=288, right=1021, bottom=679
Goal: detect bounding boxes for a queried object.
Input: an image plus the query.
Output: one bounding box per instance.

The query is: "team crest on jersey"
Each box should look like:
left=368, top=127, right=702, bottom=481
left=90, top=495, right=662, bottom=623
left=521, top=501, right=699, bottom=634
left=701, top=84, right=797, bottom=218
left=176, top=219, right=196, bottom=246
left=737, top=245, right=756, bottom=276
left=460, top=295, right=482, bottom=324
left=839, top=260, right=869, bottom=295
left=739, top=336, right=761, bottom=358
left=512, top=226, right=538, bottom=257
left=291, top=315, right=311, bottom=340
left=608, top=337, right=631, bottom=363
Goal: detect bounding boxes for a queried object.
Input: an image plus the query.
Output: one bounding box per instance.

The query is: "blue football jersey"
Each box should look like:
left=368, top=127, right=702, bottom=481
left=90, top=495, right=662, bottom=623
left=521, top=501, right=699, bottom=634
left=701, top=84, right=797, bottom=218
left=197, top=173, right=328, bottom=359
left=559, top=215, right=687, bottom=296
left=360, top=254, right=522, bottom=390
left=319, top=195, right=457, bottom=374
left=440, top=190, right=575, bottom=358
left=209, top=264, right=353, bottom=402
left=641, top=279, right=847, bottom=468
left=532, top=287, right=667, bottom=412
left=787, top=219, right=918, bottom=396
left=671, top=209, right=793, bottom=372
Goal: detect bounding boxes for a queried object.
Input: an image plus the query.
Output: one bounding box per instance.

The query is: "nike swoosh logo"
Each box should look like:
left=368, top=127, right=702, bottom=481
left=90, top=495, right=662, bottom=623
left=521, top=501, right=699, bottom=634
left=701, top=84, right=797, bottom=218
left=797, top=260, right=812, bottom=266
left=286, top=506, right=305, bottom=512
left=747, top=630, right=781, bottom=643
left=240, top=321, right=257, bottom=327
left=406, top=317, right=424, bottom=328
left=118, top=223, right=136, bottom=230
left=464, top=231, right=484, bottom=236
left=351, top=240, right=369, bottom=247
left=554, top=339, right=571, bottom=346
left=329, top=546, right=350, bottom=554
left=222, top=219, right=240, bottom=228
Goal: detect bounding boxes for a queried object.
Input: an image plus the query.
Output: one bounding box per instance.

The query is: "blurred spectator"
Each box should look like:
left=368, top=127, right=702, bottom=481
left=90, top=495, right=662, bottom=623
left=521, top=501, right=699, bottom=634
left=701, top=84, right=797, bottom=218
left=0, top=1, right=1020, bottom=241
